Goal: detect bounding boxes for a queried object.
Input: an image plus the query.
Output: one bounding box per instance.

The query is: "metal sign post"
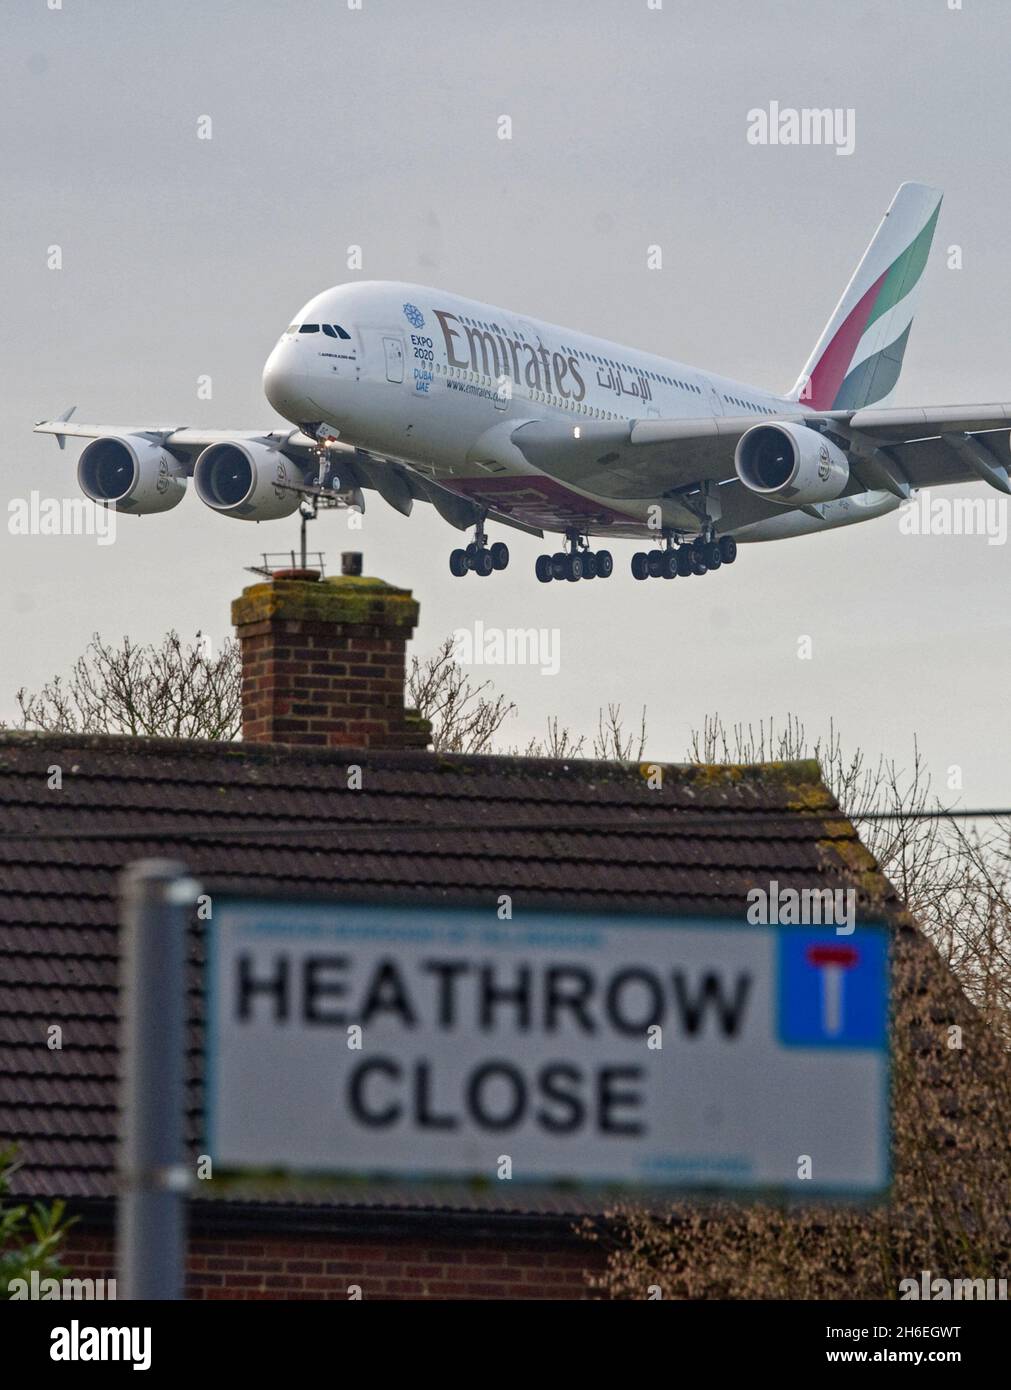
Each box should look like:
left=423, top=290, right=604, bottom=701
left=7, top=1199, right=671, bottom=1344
left=116, top=860, right=197, bottom=1300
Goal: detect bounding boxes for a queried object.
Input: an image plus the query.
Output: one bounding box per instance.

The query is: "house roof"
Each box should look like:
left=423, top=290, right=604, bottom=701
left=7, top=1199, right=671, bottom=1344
left=0, top=731, right=902, bottom=1219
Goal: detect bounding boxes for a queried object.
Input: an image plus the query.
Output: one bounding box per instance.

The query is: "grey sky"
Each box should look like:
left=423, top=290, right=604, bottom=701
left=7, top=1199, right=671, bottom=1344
left=3, top=0, right=1010, bottom=805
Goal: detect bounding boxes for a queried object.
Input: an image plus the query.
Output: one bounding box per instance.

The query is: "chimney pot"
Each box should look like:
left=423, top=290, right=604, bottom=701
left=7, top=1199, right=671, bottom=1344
left=272, top=567, right=321, bottom=583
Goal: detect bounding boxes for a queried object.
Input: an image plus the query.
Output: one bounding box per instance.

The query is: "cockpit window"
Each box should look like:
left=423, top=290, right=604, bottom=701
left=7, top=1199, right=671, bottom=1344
left=322, top=323, right=351, bottom=339
left=299, top=324, right=320, bottom=334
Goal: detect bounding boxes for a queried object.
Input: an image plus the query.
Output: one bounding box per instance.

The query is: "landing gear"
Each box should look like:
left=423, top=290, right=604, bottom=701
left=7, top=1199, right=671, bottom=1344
left=632, top=534, right=684, bottom=581
left=535, top=533, right=613, bottom=583
left=689, top=538, right=709, bottom=575
left=449, top=521, right=510, bottom=578
left=632, top=532, right=738, bottom=581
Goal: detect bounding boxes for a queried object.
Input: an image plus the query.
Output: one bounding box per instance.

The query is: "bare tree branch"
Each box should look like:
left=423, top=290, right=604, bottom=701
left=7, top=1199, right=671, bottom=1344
left=407, top=636, right=516, bottom=754
left=687, top=713, right=1011, bottom=1042
left=16, top=631, right=242, bottom=741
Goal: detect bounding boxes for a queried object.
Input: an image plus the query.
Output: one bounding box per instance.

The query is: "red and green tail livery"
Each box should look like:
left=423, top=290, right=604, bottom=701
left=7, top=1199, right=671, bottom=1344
left=790, top=182, right=942, bottom=411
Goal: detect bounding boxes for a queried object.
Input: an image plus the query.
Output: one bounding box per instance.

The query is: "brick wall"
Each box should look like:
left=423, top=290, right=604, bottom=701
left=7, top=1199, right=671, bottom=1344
left=231, top=571, right=430, bottom=750
left=64, top=1229, right=604, bottom=1300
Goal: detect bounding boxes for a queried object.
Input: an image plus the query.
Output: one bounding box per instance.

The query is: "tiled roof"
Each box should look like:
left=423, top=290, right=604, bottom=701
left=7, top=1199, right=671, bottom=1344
left=0, top=732, right=900, bottom=1216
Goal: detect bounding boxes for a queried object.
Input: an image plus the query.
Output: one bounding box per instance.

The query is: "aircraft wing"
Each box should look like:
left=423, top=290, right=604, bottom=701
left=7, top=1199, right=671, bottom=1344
left=508, top=402, right=1011, bottom=530
left=33, top=416, right=311, bottom=458
left=33, top=416, right=545, bottom=538
left=37, top=401, right=1011, bottom=540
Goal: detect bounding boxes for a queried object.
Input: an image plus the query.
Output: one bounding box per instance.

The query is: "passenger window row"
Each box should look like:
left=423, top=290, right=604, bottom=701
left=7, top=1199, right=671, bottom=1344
left=723, top=393, right=774, bottom=414
left=435, top=361, right=620, bottom=420
left=562, top=345, right=702, bottom=395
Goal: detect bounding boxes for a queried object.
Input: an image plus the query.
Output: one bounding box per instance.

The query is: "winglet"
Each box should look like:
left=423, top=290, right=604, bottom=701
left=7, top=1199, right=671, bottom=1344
left=34, top=405, right=77, bottom=450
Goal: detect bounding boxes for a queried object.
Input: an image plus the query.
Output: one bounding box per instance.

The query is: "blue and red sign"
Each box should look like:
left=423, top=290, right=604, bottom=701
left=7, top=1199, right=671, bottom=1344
left=777, top=926, right=888, bottom=1048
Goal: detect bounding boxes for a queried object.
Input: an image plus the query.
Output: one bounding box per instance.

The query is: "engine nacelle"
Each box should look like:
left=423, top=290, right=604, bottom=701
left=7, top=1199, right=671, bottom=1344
left=78, top=435, right=186, bottom=514
left=735, top=422, right=849, bottom=505
left=193, top=441, right=303, bottom=521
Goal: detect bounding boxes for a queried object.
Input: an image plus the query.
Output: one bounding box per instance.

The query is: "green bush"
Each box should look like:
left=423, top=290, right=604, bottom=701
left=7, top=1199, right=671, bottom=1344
left=0, top=1147, right=77, bottom=1298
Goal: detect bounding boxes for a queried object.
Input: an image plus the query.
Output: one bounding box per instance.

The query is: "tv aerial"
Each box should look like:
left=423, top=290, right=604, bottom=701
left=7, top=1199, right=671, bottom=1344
left=246, top=426, right=364, bottom=579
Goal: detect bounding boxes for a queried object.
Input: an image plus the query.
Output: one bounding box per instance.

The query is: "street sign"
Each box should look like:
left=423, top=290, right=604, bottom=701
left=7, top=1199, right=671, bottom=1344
left=205, top=900, right=889, bottom=1194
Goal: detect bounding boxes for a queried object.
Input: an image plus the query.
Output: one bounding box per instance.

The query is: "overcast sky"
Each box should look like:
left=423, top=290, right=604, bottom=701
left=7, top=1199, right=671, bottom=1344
left=4, top=0, right=1010, bottom=806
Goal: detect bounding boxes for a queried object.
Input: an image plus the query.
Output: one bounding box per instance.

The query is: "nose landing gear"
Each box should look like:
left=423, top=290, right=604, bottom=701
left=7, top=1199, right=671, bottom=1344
left=449, top=519, right=509, bottom=578
left=631, top=532, right=737, bottom=581
left=535, top=532, right=613, bottom=583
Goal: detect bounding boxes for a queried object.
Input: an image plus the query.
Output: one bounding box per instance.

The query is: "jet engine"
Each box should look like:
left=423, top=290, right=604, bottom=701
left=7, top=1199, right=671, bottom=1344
left=734, top=422, right=849, bottom=505
left=78, top=435, right=186, bottom=514
left=193, top=441, right=303, bottom=521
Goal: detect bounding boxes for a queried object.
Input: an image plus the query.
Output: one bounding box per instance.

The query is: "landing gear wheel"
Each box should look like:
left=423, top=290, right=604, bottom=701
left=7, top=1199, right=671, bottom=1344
left=719, top=535, right=738, bottom=565
left=551, top=551, right=567, bottom=581
left=474, top=548, right=494, bottom=577
left=661, top=550, right=679, bottom=579
left=596, top=549, right=613, bottom=578
left=647, top=548, right=664, bottom=578
left=704, top=541, right=722, bottom=570
left=676, top=547, right=693, bottom=577
left=582, top=551, right=598, bottom=580
left=449, top=548, right=468, bottom=578
left=490, top=541, right=510, bottom=571
left=631, top=552, right=650, bottom=581
left=566, top=553, right=584, bottom=582
left=465, top=542, right=479, bottom=560
left=535, top=554, right=553, bottom=583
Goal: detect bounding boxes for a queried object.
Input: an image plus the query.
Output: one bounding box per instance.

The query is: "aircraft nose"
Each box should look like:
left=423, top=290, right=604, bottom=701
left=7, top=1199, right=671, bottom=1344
left=262, top=342, right=308, bottom=421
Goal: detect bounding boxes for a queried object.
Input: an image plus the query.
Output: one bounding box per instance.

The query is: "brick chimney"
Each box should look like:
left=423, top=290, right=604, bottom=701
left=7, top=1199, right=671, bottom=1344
left=231, top=558, right=431, bottom=749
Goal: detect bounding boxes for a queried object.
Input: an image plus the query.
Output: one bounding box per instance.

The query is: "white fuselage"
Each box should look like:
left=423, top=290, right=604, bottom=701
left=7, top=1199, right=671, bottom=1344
left=261, top=280, right=898, bottom=541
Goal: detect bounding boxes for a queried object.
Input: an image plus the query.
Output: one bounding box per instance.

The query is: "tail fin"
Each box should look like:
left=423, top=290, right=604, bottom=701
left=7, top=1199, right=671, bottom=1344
left=788, top=181, right=942, bottom=411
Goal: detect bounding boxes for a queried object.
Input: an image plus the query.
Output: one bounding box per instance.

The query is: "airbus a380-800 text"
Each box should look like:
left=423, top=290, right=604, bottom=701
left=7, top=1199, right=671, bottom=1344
left=36, top=182, right=1011, bottom=583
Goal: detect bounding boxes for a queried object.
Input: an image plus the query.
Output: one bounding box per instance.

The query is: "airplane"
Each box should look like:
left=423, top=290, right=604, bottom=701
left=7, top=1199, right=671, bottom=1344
left=35, top=181, right=1011, bottom=584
